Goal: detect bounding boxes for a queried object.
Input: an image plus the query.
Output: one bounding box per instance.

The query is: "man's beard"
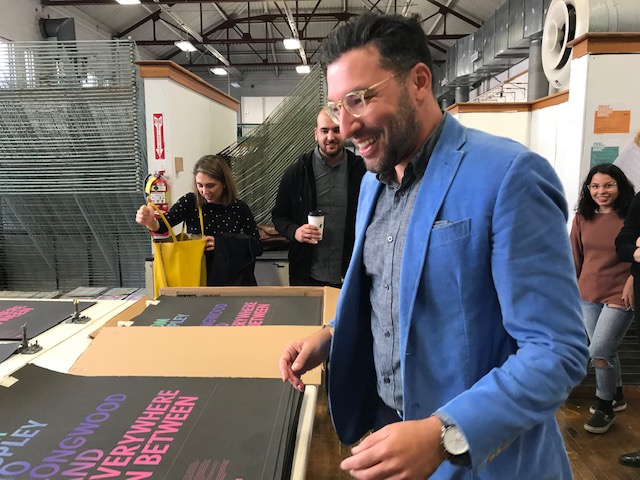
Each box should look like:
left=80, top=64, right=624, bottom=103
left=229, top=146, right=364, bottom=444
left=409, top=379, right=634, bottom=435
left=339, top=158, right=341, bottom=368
left=373, top=92, right=422, bottom=180
left=320, top=142, right=342, bottom=158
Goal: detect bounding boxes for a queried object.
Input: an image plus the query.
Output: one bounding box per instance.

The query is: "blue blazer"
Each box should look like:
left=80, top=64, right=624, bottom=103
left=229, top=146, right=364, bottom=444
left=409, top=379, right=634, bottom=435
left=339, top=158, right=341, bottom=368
left=328, top=114, right=588, bottom=479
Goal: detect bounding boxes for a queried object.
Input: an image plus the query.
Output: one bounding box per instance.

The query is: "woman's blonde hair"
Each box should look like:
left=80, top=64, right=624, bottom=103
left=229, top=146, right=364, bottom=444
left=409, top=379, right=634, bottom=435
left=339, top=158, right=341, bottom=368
left=192, top=155, right=238, bottom=207
left=634, top=129, right=640, bottom=148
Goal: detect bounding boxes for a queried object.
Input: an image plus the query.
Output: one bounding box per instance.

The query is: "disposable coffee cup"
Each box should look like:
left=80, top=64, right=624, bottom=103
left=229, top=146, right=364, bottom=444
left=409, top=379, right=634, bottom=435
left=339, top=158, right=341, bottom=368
left=308, top=210, right=324, bottom=241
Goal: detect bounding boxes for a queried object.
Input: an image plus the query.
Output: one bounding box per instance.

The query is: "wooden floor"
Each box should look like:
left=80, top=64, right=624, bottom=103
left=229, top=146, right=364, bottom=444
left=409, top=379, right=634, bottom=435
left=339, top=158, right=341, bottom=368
left=305, top=387, right=640, bottom=479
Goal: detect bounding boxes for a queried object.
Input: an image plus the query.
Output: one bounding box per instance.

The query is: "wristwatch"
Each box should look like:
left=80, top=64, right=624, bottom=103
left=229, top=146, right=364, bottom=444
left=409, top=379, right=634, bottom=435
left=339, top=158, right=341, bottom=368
left=441, top=424, right=471, bottom=465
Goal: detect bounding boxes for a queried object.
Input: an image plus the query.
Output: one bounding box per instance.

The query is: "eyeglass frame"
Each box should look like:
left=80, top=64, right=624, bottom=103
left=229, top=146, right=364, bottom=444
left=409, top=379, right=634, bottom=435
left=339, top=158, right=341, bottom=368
left=325, top=71, right=402, bottom=123
left=587, top=181, right=618, bottom=191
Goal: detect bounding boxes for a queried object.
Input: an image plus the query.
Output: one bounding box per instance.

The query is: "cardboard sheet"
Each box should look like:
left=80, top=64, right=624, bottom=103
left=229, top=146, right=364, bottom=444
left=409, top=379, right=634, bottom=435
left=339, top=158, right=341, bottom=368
left=70, top=325, right=323, bottom=384
left=89, top=297, right=150, bottom=339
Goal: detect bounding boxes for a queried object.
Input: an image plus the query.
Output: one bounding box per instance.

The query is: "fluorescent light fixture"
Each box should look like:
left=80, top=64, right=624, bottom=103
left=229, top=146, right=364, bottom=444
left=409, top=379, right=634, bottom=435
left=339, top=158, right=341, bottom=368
left=296, top=65, right=311, bottom=74
left=283, top=38, right=301, bottom=50
left=174, top=40, right=197, bottom=52
left=230, top=82, right=241, bottom=88
left=211, top=67, right=227, bottom=76
left=116, top=0, right=141, bottom=4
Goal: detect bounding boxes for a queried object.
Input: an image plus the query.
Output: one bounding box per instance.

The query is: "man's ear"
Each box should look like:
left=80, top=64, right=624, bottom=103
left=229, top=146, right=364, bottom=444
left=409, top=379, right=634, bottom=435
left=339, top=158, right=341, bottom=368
left=411, top=63, right=433, bottom=100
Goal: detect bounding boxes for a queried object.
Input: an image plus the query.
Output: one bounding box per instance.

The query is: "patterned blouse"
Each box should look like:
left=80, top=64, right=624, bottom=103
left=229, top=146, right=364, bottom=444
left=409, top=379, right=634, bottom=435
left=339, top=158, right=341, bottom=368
left=156, top=192, right=262, bottom=254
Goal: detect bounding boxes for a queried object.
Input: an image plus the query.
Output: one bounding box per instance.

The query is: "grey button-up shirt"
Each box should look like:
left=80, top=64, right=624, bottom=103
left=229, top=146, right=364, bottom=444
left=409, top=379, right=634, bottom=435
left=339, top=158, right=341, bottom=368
left=362, top=113, right=446, bottom=412
left=310, top=147, right=348, bottom=284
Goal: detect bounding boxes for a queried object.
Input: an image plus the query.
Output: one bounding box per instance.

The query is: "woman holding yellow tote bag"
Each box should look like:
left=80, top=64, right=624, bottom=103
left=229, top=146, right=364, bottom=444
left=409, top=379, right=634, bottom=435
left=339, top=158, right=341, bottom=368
left=136, top=155, right=263, bottom=294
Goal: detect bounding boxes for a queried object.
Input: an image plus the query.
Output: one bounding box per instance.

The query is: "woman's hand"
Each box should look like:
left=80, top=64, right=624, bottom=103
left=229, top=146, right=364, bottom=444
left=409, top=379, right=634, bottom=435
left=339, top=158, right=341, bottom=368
left=623, top=275, right=635, bottom=311
left=204, top=236, right=215, bottom=252
left=136, top=204, right=158, bottom=231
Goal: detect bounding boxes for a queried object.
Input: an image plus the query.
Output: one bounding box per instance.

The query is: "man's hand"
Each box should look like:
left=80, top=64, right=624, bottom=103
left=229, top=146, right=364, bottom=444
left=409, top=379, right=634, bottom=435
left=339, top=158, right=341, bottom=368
left=295, top=224, right=322, bottom=244
left=340, top=416, right=448, bottom=479
left=278, top=327, right=332, bottom=392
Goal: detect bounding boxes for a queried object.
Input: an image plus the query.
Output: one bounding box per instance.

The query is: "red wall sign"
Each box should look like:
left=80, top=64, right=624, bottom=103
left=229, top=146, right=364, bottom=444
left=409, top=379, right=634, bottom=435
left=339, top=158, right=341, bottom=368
left=153, top=113, right=165, bottom=160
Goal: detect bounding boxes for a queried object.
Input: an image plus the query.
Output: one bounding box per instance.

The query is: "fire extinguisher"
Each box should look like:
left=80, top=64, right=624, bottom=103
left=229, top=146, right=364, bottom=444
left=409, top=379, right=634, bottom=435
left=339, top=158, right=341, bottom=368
left=144, top=170, right=170, bottom=239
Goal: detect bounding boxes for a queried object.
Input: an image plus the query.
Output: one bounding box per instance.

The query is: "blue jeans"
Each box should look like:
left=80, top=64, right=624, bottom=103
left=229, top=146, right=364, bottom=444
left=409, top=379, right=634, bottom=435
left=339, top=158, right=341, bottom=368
left=581, top=301, right=634, bottom=401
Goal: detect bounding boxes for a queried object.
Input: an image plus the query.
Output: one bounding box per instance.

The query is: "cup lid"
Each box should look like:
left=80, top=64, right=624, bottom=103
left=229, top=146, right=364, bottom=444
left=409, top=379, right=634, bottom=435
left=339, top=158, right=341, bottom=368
left=309, top=210, right=324, bottom=216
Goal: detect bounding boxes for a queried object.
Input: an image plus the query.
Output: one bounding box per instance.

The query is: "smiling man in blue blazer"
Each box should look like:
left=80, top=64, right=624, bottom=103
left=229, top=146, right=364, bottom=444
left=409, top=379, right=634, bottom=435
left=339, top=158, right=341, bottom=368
left=279, top=13, right=588, bottom=479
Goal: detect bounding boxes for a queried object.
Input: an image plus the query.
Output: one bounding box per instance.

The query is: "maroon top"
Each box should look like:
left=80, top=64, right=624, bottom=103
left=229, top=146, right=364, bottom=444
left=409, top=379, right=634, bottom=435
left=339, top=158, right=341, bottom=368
left=570, top=212, right=631, bottom=304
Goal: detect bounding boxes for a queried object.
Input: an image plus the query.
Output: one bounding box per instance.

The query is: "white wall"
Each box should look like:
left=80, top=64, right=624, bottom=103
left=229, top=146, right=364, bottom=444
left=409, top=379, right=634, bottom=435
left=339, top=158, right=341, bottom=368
left=530, top=101, right=578, bottom=218
left=241, top=96, right=285, bottom=123
left=143, top=78, right=238, bottom=204
left=206, top=70, right=307, bottom=99
left=581, top=55, right=640, bottom=174
left=454, top=111, right=531, bottom=148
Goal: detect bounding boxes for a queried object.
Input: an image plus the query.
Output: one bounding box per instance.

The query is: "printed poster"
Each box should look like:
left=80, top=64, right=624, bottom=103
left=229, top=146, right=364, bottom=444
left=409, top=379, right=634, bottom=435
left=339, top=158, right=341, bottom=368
left=0, top=300, right=95, bottom=340
left=132, top=295, right=323, bottom=327
left=0, top=364, right=302, bottom=479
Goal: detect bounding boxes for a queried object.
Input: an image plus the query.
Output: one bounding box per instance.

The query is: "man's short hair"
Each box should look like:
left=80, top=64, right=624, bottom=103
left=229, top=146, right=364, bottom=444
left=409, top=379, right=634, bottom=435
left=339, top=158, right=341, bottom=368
left=321, top=13, right=433, bottom=75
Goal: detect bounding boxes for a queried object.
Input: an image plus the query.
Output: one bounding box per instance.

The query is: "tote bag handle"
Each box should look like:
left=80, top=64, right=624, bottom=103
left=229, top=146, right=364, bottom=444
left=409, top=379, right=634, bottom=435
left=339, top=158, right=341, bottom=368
left=147, top=201, right=205, bottom=240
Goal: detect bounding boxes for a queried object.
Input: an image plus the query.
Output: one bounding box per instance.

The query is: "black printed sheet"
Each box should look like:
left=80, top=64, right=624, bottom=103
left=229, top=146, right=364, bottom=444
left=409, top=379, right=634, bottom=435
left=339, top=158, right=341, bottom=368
left=0, top=364, right=302, bottom=479
left=132, top=295, right=323, bottom=327
left=0, top=300, right=95, bottom=340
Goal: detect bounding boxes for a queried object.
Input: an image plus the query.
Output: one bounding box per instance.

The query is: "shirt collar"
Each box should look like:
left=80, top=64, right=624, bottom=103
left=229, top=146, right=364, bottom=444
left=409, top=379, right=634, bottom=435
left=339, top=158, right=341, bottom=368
left=377, top=111, right=447, bottom=189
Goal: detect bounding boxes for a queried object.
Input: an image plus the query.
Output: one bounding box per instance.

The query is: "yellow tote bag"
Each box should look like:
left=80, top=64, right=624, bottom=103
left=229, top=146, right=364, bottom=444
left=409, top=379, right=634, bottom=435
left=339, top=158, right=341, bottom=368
left=149, top=202, right=207, bottom=298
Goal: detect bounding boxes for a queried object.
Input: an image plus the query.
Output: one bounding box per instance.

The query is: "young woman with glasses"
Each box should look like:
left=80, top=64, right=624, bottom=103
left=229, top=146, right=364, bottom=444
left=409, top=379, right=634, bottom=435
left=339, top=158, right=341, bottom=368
left=570, top=163, right=635, bottom=434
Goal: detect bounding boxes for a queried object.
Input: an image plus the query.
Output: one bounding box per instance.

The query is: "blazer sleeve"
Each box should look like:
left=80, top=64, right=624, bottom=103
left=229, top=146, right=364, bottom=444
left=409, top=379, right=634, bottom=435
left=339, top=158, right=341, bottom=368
left=436, top=153, right=588, bottom=468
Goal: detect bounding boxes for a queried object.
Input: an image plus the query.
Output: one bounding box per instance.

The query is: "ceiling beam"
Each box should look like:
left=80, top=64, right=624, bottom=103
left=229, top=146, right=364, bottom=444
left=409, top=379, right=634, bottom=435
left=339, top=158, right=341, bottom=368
left=132, top=33, right=464, bottom=46
left=42, top=0, right=276, bottom=4
left=422, top=0, right=481, bottom=28
left=115, top=9, right=160, bottom=37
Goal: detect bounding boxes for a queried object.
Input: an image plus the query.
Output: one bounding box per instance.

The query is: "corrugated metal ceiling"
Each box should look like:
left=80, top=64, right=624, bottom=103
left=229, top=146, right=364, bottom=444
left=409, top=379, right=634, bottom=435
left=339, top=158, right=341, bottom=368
left=41, top=0, right=508, bottom=76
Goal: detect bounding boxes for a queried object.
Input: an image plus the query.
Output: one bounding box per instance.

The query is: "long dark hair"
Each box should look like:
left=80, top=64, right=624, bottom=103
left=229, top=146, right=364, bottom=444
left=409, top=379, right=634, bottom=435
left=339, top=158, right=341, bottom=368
left=192, top=154, right=238, bottom=207
left=322, top=13, right=433, bottom=79
left=576, top=163, right=634, bottom=220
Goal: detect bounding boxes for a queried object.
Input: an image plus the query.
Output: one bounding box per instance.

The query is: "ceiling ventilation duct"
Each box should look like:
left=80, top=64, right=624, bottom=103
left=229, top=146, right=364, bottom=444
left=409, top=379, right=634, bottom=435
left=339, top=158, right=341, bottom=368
left=495, top=1, right=529, bottom=59
left=524, top=0, right=552, bottom=39
left=541, top=0, right=640, bottom=89
left=39, top=17, right=76, bottom=41
left=481, top=15, right=517, bottom=71
left=432, top=64, right=448, bottom=99
left=457, top=33, right=482, bottom=83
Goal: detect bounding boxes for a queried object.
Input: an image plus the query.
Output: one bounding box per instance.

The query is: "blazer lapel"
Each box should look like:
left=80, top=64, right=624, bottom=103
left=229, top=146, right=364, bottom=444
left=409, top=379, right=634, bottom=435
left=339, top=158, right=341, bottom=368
left=399, top=115, right=467, bottom=349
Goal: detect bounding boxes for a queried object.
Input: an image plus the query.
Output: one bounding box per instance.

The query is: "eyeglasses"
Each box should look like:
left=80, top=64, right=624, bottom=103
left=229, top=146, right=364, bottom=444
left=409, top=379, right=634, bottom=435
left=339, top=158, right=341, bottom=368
left=588, top=182, right=617, bottom=191
left=325, top=72, right=401, bottom=123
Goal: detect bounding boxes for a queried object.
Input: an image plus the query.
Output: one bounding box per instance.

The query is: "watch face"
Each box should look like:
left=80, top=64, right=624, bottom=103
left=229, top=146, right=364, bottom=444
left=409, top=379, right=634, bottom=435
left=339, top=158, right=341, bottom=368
left=443, top=426, right=469, bottom=456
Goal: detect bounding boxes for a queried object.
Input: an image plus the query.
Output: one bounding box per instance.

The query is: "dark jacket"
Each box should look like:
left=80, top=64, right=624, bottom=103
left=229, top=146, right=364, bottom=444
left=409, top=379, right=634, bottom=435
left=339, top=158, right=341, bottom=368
left=616, top=191, right=640, bottom=315
left=207, top=233, right=260, bottom=286
left=271, top=149, right=365, bottom=283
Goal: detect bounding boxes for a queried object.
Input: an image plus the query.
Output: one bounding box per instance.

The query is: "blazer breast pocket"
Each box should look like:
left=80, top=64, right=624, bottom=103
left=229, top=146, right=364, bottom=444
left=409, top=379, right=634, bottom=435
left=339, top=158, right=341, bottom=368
left=429, top=218, right=471, bottom=247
